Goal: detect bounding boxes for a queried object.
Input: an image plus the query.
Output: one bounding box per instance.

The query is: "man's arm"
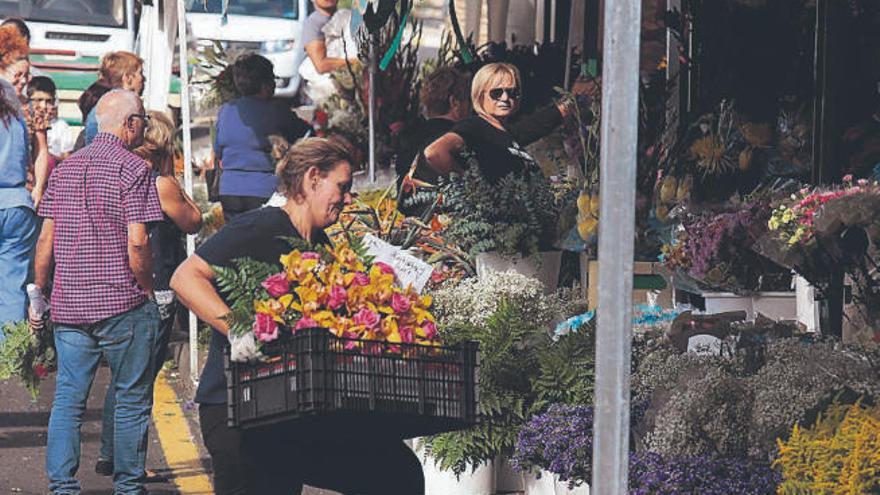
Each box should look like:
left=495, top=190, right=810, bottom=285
left=305, top=40, right=352, bottom=74
left=33, top=219, right=55, bottom=291
left=128, top=223, right=154, bottom=297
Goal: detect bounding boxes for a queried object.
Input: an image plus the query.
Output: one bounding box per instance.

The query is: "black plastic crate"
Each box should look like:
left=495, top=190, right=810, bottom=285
left=226, top=328, right=479, bottom=438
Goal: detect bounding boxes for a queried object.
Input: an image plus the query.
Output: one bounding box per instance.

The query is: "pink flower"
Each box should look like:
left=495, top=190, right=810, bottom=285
left=342, top=331, right=360, bottom=350
left=353, top=307, right=380, bottom=328
left=374, top=262, right=395, bottom=275
left=858, top=179, right=869, bottom=187
left=352, top=272, right=370, bottom=286
left=261, top=272, right=290, bottom=298
left=253, top=313, right=279, bottom=342
left=294, top=316, right=319, bottom=331
left=399, top=326, right=415, bottom=343
left=301, top=251, right=321, bottom=260
left=328, top=285, right=347, bottom=310
left=843, top=174, right=853, bottom=183
left=421, top=321, right=437, bottom=340
left=391, top=293, right=411, bottom=314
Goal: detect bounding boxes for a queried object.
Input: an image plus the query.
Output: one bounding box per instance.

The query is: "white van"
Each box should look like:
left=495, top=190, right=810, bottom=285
left=186, top=0, right=311, bottom=99
left=0, top=0, right=136, bottom=57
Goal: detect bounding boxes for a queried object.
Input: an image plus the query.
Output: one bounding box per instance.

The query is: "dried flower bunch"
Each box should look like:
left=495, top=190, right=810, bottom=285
left=775, top=401, right=880, bottom=493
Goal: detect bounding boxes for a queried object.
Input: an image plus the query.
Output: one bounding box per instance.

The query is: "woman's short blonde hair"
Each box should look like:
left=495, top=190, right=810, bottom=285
left=275, top=137, right=355, bottom=199
left=99, top=51, right=143, bottom=88
left=134, top=110, right=176, bottom=176
left=470, top=63, right=521, bottom=117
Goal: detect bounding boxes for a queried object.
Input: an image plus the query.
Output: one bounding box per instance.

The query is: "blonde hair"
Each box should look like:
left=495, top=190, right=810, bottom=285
left=99, top=51, right=143, bottom=88
left=470, top=63, right=521, bottom=118
left=134, top=110, right=176, bottom=176
left=275, top=137, right=355, bottom=199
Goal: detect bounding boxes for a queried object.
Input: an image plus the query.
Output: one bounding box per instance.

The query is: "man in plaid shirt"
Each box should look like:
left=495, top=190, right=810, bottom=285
left=31, top=89, right=163, bottom=495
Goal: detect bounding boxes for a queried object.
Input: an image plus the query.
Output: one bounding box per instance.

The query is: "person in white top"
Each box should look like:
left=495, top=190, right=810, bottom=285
left=28, top=76, right=75, bottom=160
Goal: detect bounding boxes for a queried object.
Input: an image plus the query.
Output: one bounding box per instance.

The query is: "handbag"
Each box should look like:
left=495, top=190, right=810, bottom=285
left=206, top=158, right=221, bottom=203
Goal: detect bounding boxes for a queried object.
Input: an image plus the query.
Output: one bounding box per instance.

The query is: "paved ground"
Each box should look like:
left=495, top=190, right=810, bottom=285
left=0, top=345, right=345, bottom=495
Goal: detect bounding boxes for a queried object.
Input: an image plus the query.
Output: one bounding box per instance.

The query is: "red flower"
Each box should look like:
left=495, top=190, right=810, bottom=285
left=34, top=364, right=48, bottom=379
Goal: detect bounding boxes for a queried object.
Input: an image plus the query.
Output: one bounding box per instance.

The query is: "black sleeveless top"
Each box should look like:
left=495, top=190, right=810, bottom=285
left=148, top=173, right=186, bottom=291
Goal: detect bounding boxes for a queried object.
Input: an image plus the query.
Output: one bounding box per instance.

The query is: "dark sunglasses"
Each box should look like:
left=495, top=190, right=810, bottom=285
left=488, top=87, right=520, bottom=101
left=128, top=113, right=151, bottom=126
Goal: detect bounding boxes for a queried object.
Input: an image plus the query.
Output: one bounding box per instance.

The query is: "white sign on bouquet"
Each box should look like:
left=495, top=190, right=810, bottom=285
left=362, top=234, right=434, bottom=294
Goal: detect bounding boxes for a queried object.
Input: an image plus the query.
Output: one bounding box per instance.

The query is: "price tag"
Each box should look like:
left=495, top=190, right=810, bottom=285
left=363, top=234, right=434, bottom=293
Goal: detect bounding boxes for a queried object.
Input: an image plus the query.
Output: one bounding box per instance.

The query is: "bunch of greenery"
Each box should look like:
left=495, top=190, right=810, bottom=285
left=423, top=301, right=549, bottom=474
left=0, top=320, right=55, bottom=400
left=440, top=159, right=561, bottom=260
left=423, top=276, right=592, bottom=474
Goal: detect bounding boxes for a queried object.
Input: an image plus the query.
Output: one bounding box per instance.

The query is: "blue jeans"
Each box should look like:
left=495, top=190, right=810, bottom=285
left=0, top=206, right=37, bottom=337
left=46, top=302, right=159, bottom=495
left=99, top=298, right=176, bottom=462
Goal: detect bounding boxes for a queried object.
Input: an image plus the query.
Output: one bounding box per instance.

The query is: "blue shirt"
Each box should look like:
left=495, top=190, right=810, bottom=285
left=215, top=96, right=311, bottom=198
left=84, top=107, right=99, bottom=147
left=0, top=111, right=32, bottom=211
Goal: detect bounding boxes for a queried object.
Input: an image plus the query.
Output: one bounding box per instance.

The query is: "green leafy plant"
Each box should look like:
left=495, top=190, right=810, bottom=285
left=0, top=320, right=55, bottom=400
left=425, top=301, right=548, bottom=474
left=212, top=258, right=278, bottom=338
left=440, top=158, right=561, bottom=260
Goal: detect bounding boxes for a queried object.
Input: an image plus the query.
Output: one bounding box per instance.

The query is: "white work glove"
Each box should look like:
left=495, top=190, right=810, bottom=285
left=228, top=332, right=264, bottom=363
left=27, top=284, right=50, bottom=333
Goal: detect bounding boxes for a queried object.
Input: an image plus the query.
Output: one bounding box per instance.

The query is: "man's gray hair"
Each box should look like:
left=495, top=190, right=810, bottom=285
left=95, top=89, right=142, bottom=131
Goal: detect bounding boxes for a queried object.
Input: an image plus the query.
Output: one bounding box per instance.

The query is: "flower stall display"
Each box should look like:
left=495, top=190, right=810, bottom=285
left=327, top=183, right=474, bottom=286
left=422, top=272, right=590, bottom=475
left=0, top=320, right=56, bottom=400
left=214, top=239, right=441, bottom=350
left=660, top=197, right=791, bottom=295
left=759, top=178, right=880, bottom=338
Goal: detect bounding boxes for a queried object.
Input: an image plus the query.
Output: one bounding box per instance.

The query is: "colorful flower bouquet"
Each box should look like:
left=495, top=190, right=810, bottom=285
left=214, top=239, right=441, bottom=353
left=660, top=199, right=790, bottom=294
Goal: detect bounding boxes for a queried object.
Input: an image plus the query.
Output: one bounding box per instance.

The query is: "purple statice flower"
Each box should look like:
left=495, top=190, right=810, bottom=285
left=512, top=404, right=594, bottom=484
left=628, top=452, right=780, bottom=495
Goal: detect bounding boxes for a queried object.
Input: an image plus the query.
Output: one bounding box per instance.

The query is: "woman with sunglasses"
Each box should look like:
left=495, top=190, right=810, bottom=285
left=424, top=62, right=598, bottom=184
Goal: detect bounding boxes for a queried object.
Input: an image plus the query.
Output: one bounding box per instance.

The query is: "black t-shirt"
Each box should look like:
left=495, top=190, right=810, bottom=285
left=194, top=206, right=330, bottom=404
left=394, top=117, right=456, bottom=180
left=452, top=105, right=562, bottom=183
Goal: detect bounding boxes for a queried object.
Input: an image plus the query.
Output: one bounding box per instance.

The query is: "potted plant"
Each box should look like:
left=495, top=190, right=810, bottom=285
left=440, top=159, right=563, bottom=293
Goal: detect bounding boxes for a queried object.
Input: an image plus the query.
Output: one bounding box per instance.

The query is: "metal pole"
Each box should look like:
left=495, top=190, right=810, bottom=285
left=550, top=0, right=557, bottom=43
left=176, top=0, right=199, bottom=385
left=368, top=33, right=377, bottom=183
left=591, top=0, right=641, bottom=492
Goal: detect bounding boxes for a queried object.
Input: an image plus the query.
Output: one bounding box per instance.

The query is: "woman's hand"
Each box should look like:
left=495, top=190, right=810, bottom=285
left=571, top=77, right=602, bottom=100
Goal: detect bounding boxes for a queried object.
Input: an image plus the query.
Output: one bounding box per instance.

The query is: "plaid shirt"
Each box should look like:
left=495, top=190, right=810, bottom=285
left=39, top=133, right=163, bottom=324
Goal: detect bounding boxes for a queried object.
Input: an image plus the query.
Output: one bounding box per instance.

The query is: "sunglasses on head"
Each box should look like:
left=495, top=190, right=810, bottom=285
left=488, top=87, right=520, bottom=101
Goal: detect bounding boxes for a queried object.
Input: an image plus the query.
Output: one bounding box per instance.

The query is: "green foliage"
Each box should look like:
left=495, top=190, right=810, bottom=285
left=212, top=258, right=277, bottom=337
left=441, top=158, right=561, bottom=259
left=0, top=320, right=55, bottom=400
left=425, top=301, right=552, bottom=474
left=533, top=321, right=596, bottom=409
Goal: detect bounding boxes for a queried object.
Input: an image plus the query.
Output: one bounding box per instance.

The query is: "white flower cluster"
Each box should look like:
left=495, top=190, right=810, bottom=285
left=430, top=270, right=586, bottom=331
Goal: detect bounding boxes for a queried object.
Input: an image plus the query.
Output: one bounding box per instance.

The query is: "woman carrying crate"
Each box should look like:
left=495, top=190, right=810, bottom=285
left=171, top=137, right=425, bottom=494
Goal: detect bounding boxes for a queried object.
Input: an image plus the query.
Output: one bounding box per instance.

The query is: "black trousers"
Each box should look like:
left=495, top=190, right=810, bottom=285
left=199, top=404, right=425, bottom=495
left=220, top=195, right=270, bottom=223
